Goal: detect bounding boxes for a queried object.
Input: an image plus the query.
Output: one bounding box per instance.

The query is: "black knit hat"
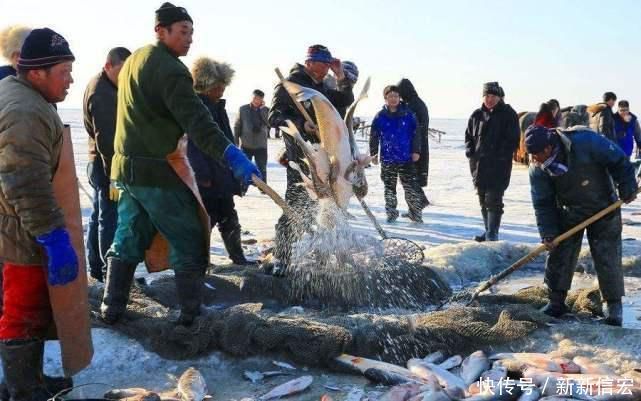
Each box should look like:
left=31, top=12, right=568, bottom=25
left=155, top=2, right=193, bottom=27
left=524, top=125, right=553, bottom=154
left=482, top=82, right=501, bottom=97
left=17, top=28, right=74, bottom=70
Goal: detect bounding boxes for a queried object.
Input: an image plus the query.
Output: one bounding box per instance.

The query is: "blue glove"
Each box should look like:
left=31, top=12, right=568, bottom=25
left=223, top=144, right=262, bottom=187
left=36, top=228, right=79, bottom=286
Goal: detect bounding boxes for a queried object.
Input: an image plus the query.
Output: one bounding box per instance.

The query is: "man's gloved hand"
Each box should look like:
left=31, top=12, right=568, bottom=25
left=109, top=182, right=120, bottom=202
left=36, top=228, right=79, bottom=286
left=223, top=144, right=262, bottom=188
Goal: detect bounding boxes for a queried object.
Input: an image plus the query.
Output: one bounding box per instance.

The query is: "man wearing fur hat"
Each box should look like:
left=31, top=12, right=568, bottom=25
left=267, top=44, right=355, bottom=273
left=465, top=81, right=520, bottom=242
left=187, top=57, right=257, bottom=266
left=0, top=27, right=77, bottom=400
left=525, top=125, right=638, bottom=326
left=589, top=91, right=617, bottom=143
left=100, top=2, right=261, bottom=326
left=0, top=25, right=31, bottom=80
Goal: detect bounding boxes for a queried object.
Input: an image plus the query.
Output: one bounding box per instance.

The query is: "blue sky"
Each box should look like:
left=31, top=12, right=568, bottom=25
left=2, top=0, right=640, bottom=118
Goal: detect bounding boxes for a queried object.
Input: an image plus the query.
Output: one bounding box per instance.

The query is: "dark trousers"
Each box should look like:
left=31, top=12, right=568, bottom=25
left=242, top=147, right=268, bottom=183
left=381, top=162, right=427, bottom=216
left=545, top=209, right=624, bottom=301
left=477, top=188, right=504, bottom=214
left=199, top=189, right=245, bottom=262
left=273, top=166, right=317, bottom=266
left=87, top=162, right=117, bottom=277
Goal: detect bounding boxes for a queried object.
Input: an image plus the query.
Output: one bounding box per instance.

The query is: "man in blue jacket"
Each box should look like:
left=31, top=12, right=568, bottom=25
left=370, top=85, right=426, bottom=223
left=613, top=100, right=641, bottom=159
left=525, top=125, right=639, bottom=326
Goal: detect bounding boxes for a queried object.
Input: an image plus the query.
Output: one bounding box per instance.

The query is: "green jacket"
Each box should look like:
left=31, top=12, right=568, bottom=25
left=0, top=76, right=65, bottom=264
left=111, top=42, right=232, bottom=187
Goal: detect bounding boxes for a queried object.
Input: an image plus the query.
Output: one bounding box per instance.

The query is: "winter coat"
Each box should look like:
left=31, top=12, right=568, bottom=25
left=268, top=63, right=354, bottom=165
left=588, top=103, right=616, bottom=142
left=613, top=112, right=641, bottom=157
left=234, top=104, right=269, bottom=150
left=0, top=76, right=65, bottom=265
left=188, top=96, right=241, bottom=197
left=83, top=70, right=117, bottom=181
left=111, top=42, right=232, bottom=188
left=465, top=101, right=520, bottom=191
left=0, top=65, right=16, bottom=81
left=529, top=127, right=638, bottom=239
left=398, top=78, right=430, bottom=186
left=369, top=104, right=420, bottom=164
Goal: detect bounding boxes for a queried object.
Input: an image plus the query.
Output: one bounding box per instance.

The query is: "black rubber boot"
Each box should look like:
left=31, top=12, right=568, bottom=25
left=221, top=226, right=258, bottom=265
left=541, top=290, right=569, bottom=318
left=100, top=257, right=137, bottom=325
left=386, top=209, right=399, bottom=223
left=174, top=270, right=204, bottom=327
left=485, top=211, right=502, bottom=241
left=603, top=299, right=623, bottom=327
left=0, top=339, right=50, bottom=401
left=474, top=209, right=488, bottom=242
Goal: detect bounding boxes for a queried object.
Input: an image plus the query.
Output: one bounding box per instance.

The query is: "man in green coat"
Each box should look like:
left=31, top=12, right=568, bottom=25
left=100, top=2, right=261, bottom=326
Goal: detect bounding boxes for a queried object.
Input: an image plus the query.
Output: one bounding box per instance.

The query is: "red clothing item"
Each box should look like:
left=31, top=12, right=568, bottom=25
left=0, top=263, right=52, bottom=340
left=534, top=111, right=557, bottom=128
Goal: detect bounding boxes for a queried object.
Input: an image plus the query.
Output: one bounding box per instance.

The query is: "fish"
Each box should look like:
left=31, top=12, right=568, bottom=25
left=464, top=378, right=522, bottom=401
left=573, top=356, right=616, bottom=375
left=460, top=351, right=491, bottom=385
left=177, top=367, right=208, bottom=401
left=282, top=82, right=369, bottom=210
left=407, top=386, right=452, bottom=401
left=438, top=355, right=463, bottom=370
left=343, top=76, right=373, bottom=199
left=490, top=353, right=579, bottom=373
left=272, top=360, right=297, bottom=370
left=336, top=354, right=425, bottom=383
left=378, top=383, right=424, bottom=401
left=244, top=370, right=264, bottom=384
left=344, top=388, right=365, bottom=401
left=406, top=359, right=466, bottom=398
left=468, top=368, right=508, bottom=395
left=423, top=351, right=446, bottom=364
left=364, top=368, right=415, bottom=386
left=259, top=376, right=313, bottom=401
left=516, top=387, right=541, bottom=401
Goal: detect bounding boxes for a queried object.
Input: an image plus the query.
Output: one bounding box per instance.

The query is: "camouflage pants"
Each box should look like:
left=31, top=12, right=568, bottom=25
left=544, top=209, right=624, bottom=301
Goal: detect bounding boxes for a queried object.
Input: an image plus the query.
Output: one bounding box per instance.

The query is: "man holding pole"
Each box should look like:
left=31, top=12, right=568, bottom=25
left=525, top=125, right=639, bottom=326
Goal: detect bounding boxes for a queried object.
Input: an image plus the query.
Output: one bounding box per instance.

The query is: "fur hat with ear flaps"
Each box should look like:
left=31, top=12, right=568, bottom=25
left=0, top=25, right=31, bottom=61
left=191, top=57, right=235, bottom=93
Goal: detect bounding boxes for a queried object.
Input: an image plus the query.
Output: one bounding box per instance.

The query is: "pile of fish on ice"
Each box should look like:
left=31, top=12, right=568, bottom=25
left=333, top=351, right=641, bottom=401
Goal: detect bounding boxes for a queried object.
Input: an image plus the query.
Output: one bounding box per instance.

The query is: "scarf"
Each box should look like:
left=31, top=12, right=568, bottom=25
left=540, top=144, right=568, bottom=177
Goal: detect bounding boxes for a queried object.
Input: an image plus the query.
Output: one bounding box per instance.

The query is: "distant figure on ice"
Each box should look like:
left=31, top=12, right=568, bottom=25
left=0, top=27, right=77, bottom=399
left=613, top=100, right=641, bottom=159
left=235, top=89, right=270, bottom=183
left=267, top=44, right=354, bottom=273
left=100, top=2, right=260, bottom=326
left=525, top=125, right=639, bottom=326
left=83, top=46, right=131, bottom=282
left=0, top=25, right=31, bottom=80
left=188, top=57, right=257, bottom=266
left=588, top=91, right=617, bottom=143
left=465, top=81, right=520, bottom=242
left=370, top=85, right=427, bottom=223
left=397, top=78, right=431, bottom=195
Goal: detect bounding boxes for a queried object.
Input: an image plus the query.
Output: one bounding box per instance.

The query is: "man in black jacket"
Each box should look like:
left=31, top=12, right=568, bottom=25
left=588, top=92, right=617, bottom=143
left=465, top=82, right=520, bottom=242
left=268, top=44, right=354, bottom=272
left=398, top=78, right=430, bottom=192
left=83, top=46, right=131, bottom=282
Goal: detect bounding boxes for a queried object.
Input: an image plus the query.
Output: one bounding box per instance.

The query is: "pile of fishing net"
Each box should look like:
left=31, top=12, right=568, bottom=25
left=87, top=269, right=604, bottom=366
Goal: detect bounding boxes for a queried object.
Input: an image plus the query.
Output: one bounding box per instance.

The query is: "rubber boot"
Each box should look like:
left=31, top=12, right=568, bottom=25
left=100, top=257, right=137, bottom=325
left=174, top=270, right=204, bottom=327
left=485, top=211, right=502, bottom=242
left=474, top=209, right=488, bottom=242
left=603, top=299, right=623, bottom=327
left=541, top=290, right=569, bottom=318
left=221, top=226, right=257, bottom=266
left=0, top=339, right=49, bottom=401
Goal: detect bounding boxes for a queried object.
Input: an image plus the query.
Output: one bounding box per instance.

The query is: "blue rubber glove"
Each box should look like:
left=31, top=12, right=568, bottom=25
left=36, top=228, right=79, bottom=286
left=223, top=144, right=262, bottom=188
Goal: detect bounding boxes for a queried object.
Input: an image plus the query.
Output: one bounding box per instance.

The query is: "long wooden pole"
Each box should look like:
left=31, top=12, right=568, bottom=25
left=466, top=188, right=641, bottom=306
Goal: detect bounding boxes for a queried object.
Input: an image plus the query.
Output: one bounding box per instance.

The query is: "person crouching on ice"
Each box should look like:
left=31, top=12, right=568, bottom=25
left=525, top=125, right=639, bottom=326
left=369, top=85, right=427, bottom=223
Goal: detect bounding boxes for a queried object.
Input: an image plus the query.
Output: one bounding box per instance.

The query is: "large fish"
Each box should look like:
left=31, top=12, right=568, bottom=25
left=177, top=367, right=208, bottom=401
left=406, top=359, right=466, bottom=398
left=378, top=383, right=424, bottom=401
left=460, top=351, right=491, bottom=385
left=490, top=353, right=580, bottom=374
left=438, top=355, right=463, bottom=371
left=335, top=354, right=427, bottom=385
left=282, top=82, right=369, bottom=210
left=572, top=356, right=616, bottom=376
left=259, top=376, right=313, bottom=401
left=344, top=76, right=373, bottom=199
